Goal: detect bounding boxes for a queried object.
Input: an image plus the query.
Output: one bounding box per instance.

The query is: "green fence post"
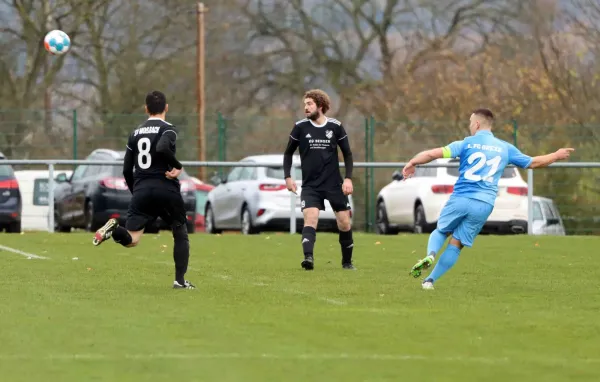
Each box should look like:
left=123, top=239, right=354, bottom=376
left=512, top=118, right=518, bottom=148
left=72, top=109, right=78, bottom=160
left=364, top=117, right=370, bottom=232
left=369, top=116, right=376, bottom=233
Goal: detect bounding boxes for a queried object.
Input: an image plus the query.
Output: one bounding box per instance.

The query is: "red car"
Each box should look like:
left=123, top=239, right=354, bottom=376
left=190, top=177, right=214, bottom=232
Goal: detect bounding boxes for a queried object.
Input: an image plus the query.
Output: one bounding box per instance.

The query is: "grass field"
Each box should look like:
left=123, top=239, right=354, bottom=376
left=0, top=232, right=599, bottom=381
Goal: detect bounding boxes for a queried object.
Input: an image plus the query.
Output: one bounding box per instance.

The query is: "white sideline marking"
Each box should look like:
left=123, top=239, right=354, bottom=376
left=0, top=352, right=598, bottom=365
left=0, top=244, right=48, bottom=260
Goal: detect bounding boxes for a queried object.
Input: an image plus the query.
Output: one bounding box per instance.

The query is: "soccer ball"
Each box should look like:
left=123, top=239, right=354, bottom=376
left=44, top=30, right=71, bottom=55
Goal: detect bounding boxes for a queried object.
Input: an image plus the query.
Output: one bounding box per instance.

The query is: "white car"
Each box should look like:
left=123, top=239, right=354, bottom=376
left=375, top=158, right=529, bottom=235
left=205, top=154, right=354, bottom=234
left=531, top=196, right=566, bottom=235
left=14, top=170, right=72, bottom=231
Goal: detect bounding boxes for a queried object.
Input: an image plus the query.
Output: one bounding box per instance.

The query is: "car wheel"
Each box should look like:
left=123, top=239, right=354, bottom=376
left=241, top=206, right=259, bottom=235
left=6, top=221, right=21, bottom=233
left=54, top=208, right=71, bottom=233
left=376, top=200, right=398, bottom=235
left=413, top=204, right=426, bottom=234
left=205, top=205, right=222, bottom=234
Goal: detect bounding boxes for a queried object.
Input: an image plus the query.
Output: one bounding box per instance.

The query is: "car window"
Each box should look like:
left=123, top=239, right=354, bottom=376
left=239, top=166, right=255, bottom=181
left=446, top=159, right=516, bottom=178
left=542, top=201, right=556, bottom=219
left=0, top=164, right=14, bottom=177
left=71, top=165, right=88, bottom=181
left=265, top=166, right=302, bottom=180
left=533, top=201, right=543, bottom=221
left=227, top=167, right=243, bottom=182
left=415, top=167, right=436, bottom=177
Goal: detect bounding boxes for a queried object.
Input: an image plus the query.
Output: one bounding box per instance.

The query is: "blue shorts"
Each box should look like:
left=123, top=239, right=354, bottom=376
left=436, top=196, right=493, bottom=247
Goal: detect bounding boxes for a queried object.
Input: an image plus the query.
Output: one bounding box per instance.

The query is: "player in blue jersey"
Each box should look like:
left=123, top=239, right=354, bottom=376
left=403, top=109, right=574, bottom=290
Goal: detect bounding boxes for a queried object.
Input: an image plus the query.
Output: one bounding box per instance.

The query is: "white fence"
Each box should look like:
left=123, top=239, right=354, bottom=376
left=3, top=160, right=600, bottom=234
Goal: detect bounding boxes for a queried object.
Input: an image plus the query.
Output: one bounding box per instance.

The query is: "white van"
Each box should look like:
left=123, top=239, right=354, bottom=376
left=14, top=170, right=72, bottom=231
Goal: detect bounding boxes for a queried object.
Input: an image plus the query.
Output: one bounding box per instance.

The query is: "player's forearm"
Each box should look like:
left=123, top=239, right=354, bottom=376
left=156, top=135, right=183, bottom=170
left=409, top=149, right=439, bottom=166
left=339, top=138, right=353, bottom=179
left=529, top=153, right=559, bottom=169
left=283, top=138, right=298, bottom=179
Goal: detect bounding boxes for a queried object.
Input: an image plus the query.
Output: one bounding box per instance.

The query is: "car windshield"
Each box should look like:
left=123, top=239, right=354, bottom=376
left=265, top=166, right=302, bottom=180
left=0, top=164, right=14, bottom=177
left=446, top=159, right=517, bottom=178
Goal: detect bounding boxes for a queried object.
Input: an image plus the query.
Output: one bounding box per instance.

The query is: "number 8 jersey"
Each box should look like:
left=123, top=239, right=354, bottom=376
left=442, top=130, right=532, bottom=206
left=124, top=117, right=181, bottom=193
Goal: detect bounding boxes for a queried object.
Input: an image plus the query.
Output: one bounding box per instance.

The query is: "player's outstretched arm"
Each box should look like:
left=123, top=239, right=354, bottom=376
left=528, top=148, right=575, bottom=169
left=402, top=148, right=444, bottom=178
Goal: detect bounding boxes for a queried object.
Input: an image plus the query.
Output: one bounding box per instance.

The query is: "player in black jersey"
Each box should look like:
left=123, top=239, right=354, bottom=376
left=92, top=91, right=195, bottom=289
left=283, top=89, right=355, bottom=270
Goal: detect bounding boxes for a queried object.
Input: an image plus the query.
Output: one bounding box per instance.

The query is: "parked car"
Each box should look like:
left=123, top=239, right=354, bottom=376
left=531, top=196, right=566, bottom=235
left=190, top=177, right=214, bottom=232
left=205, top=154, right=354, bottom=234
left=53, top=149, right=196, bottom=233
left=376, top=158, right=529, bottom=235
left=0, top=151, right=22, bottom=233
left=14, top=170, right=72, bottom=231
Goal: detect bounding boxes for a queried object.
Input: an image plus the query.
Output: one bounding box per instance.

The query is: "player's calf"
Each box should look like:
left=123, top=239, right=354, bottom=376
left=335, top=210, right=354, bottom=269
left=301, top=226, right=316, bottom=270
left=172, top=223, right=191, bottom=286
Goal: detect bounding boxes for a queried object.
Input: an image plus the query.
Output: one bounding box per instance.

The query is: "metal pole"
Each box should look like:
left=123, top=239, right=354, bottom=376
left=48, top=164, right=55, bottom=233
left=196, top=2, right=207, bottom=181
left=289, top=164, right=296, bottom=234
left=527, top=168, right=533, bottom=235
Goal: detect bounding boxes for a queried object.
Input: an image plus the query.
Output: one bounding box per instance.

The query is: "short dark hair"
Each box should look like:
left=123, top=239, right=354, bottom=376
left=146, top=91, right=167, bottom=115
left=304, top=89, right=331, bottom=114
left=472, top=108, right=494, bottom=123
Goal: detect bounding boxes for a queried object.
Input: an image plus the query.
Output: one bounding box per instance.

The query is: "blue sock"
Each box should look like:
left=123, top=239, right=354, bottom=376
left=427, top=229, right=447, bottom=258
left=427, top=244, right=461, bottom=282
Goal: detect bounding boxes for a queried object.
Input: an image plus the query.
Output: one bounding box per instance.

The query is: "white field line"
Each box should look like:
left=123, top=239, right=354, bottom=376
left=0, top=244, right=48, bottom=259
left=0, top=352, right=598, bottom=365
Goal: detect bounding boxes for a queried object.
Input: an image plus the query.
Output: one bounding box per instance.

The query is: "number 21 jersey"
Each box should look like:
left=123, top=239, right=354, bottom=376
left=442, top=130, right=532, bottom=206
left=126, top=117, right=180, bottom=191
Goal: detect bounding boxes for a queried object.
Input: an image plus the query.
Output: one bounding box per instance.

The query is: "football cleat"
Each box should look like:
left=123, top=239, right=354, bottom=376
left=93, top=218, right=119, bottom=246
left=301, top=256, right=314, bottom=270
left=409, top=255, right=434, bottom=278
left=173, top=280, right=196, bottom=289
left=422, top=279, right=434, bottom=290
left=342, top=262, right=356, bottom=270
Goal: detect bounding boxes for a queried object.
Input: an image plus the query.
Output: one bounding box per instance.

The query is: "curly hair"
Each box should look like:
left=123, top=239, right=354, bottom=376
left=304, top=89, right=331, bottom=114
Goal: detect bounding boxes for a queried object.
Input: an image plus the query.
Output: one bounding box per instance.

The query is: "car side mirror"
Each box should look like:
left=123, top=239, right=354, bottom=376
left=392, top=170, right=403, bottom=181
left=210, top=173, right=226, bottom=185
left=55, top=173, right=68, bottom=183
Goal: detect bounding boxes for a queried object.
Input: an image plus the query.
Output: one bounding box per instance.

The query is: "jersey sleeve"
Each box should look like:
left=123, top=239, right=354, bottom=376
left=508, top=144, right=533, bottom=169
left=336, top=124, right=348, bottom=141
left=289, top=124, right=300, bottom=141
left=442, top=140, right=464, bottom=158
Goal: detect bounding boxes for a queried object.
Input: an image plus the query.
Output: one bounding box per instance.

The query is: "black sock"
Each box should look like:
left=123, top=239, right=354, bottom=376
left=173, top=224, right=190, bottom=285
left=339, top=229, right=354, bottom=264
left=112, top=227, right=132, bottom=247
left=301, top=226, right=316, bottom=258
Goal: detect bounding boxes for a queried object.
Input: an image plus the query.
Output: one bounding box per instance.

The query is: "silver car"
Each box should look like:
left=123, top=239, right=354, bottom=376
left=205, top=154, right=354, bottom=234
left=531, top=196, right=566, bottom=235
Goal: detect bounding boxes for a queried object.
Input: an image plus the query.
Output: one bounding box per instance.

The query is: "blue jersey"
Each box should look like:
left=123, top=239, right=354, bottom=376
left=442, top=130, right=532, bottom=206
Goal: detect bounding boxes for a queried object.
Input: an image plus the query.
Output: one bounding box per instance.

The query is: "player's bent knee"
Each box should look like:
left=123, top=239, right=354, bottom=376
left=449, top=237, right=463, bottom=249
left=172, top=223, right=189, bottom=241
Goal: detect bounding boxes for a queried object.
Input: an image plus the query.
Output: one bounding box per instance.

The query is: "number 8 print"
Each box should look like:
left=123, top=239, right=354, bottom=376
left=137, top=137, right=152, bottom=169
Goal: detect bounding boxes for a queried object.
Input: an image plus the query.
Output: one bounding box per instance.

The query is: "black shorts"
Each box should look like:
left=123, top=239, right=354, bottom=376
left=126, top=188, right=186, bottom=231
left=300, top=187, right=351, bottom=212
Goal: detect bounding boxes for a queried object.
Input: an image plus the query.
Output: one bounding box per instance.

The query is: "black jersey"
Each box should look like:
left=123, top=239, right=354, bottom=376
left=123, top=117, right=182, bottom=193
left=283, top=117, right=353, bottom=190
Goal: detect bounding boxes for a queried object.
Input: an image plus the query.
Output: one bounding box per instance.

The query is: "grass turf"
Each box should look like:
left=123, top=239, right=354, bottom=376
left=0, top=232, right=598, bottom=381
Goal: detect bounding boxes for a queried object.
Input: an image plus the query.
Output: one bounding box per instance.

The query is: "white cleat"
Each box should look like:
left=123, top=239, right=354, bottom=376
left=422, top=280, right=434, bottom=290
left=93, top=218, right=118, bottom=246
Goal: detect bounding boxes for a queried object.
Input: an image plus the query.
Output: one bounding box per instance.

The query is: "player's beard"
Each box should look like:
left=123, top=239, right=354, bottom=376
left=307, top=110, right=319, bottom=121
